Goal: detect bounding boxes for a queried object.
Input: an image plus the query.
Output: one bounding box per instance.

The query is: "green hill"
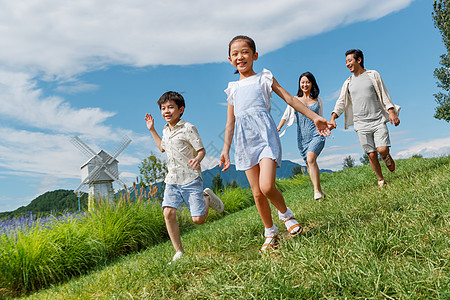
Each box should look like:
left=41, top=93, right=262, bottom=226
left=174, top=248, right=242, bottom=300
left=7, top=156, right=450, bottom=299
left=0, top=190, right=88, bottom=219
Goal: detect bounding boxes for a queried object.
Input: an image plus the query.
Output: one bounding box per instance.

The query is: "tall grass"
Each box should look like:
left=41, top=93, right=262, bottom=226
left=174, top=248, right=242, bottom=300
left=0, top=198, right=167, bottom=296
left=0, top=185, right=254, bottom=298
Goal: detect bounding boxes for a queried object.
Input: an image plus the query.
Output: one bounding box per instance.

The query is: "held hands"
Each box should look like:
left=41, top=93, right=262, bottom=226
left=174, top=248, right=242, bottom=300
left=328, top=119, right=337, bottom=130
left=313, top=116, right=332, bottom=137
left=145, top=113, right=155, bottom=131
left=219, top=152, right=231, bottom=171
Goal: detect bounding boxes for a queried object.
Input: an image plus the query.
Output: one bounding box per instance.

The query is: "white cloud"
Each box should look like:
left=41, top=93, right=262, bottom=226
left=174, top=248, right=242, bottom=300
left=55, top=81, right=99, bottom=94
left=395, top=137, right=450, bottom=159
left=0, top=0, right=413, bottom=78
left=0, top=71, right=117, bottom=139
left=0, top=128, right=86, bottom=178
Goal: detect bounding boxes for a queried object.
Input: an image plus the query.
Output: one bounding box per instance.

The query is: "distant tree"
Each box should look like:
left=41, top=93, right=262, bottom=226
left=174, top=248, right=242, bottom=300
left=342, top=155, right=355, bottom=169
left=138, top=154, right=167, bottom=199
left=290, top=165, right=305, bottom=177
left=212, top=173, right=224, bottom=194
left=432, top=0, right=450, bottom=121
left=360, top=154, right=370, bottom=165
left=411, top=153, right=423, bottom=159
left=225, top=179, right=239, bottom=189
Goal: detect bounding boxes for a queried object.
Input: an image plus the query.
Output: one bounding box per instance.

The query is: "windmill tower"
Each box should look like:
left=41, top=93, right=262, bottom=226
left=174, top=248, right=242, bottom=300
left=72, top=136, right=132, bottom=211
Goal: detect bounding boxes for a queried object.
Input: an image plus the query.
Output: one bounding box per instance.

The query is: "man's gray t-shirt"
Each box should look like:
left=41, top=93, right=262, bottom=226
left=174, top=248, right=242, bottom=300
left=348, top=72, right=385, bottom=130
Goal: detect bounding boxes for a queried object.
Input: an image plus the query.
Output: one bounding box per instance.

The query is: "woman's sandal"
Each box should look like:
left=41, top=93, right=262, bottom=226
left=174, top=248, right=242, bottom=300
left=283, top=217, right=303, bottom=236
left=261, top=235, right=278, bottom=251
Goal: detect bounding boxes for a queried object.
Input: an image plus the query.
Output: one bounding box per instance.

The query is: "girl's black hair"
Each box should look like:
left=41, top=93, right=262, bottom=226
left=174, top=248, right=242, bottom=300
left=228, top=35, right=256, bottom=56
left=228, top=35, right=256, bottom=74
left=297, top=72, right=320, bottom=99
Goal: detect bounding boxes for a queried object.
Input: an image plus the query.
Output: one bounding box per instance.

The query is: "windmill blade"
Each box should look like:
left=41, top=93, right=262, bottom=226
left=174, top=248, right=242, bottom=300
left=103, top=166, right=120, bottom=181
left=103, top=167, right=134, bottom=193
left=108, top=136, right=131, bottom=162
left=80, top=155, right=120, bottom=189
left=74, top=164, right=103, bottom=193
left=71, top=136, right=99, bottom=158
left=75, top=185, right=89, bottom=197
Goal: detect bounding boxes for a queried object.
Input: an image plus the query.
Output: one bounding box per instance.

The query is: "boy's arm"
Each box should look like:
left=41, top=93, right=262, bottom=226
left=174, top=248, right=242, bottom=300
left=272, top=77, right=330, bottom=136
left=219, top=103, right=235, bottom=171
left=145, top=113, right=164, bottom=152
left=189, top=148, right=205, bottom=170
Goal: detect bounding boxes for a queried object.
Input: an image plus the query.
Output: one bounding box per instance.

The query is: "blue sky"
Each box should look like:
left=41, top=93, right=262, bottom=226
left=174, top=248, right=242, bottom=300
left=0, top=0, right=449, bottom=212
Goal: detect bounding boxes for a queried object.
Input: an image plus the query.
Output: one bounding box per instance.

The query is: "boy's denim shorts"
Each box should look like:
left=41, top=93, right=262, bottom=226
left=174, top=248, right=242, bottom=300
left=162, top=177, right=205, bottom=217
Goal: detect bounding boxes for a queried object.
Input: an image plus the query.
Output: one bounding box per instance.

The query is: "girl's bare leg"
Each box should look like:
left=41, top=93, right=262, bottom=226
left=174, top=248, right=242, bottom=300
left=258, top=158, right=287, bottom=213
left=245, top=164, right=273, bottom=228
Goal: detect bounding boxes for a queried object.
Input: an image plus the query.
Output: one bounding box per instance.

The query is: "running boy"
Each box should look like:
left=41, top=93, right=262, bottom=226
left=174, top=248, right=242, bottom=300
left=145, top=91, right=224, bottom=264
left=329, top=49, right=401, bottom=187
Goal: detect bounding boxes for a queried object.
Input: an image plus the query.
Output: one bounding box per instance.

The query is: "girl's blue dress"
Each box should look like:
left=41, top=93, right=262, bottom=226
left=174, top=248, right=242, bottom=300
left=225, top=69, right=282, bottom=171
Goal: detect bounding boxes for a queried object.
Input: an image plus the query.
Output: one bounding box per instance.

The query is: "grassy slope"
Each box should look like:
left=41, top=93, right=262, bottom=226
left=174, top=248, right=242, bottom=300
left=22, top=157, right=449, bottom=299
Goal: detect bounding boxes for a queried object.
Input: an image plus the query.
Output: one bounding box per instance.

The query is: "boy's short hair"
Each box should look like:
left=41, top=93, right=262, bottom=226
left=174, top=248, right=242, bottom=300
left=345, top=49, right=364, bottom=68
left=157, top=91, right=185, bottom=115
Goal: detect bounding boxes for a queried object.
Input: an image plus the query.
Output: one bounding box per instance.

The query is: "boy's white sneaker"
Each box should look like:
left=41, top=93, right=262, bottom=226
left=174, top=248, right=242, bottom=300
left=168, top=251, right=184, bottom=265
left=204, top=188, right=224, bottom=213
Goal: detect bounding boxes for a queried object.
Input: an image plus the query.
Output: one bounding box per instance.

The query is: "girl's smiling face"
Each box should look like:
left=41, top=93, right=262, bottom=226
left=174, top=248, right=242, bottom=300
left=228, top=39, right=258, bottom=78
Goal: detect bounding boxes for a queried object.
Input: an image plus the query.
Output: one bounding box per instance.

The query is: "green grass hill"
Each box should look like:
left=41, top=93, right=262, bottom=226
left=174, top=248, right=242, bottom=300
left=7, top=156, right=450, bottom=299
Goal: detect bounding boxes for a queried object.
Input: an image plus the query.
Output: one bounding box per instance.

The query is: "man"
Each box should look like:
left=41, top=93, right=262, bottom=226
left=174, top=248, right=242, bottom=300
left=330, top=49, right=401, bottom=187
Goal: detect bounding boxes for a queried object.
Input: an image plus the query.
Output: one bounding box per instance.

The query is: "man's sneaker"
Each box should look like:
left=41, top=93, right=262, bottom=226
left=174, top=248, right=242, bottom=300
left=168, top=251, right=184, bottom=265
left=378, top=179, right=386, bottom=188
left=204, top=188, right=224, bottom=213
left=382, top=154, right=396, bottom=172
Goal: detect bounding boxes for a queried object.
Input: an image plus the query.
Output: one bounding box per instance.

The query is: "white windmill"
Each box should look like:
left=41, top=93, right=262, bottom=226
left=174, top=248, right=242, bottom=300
left=71, top=136, right=132, bottom=210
